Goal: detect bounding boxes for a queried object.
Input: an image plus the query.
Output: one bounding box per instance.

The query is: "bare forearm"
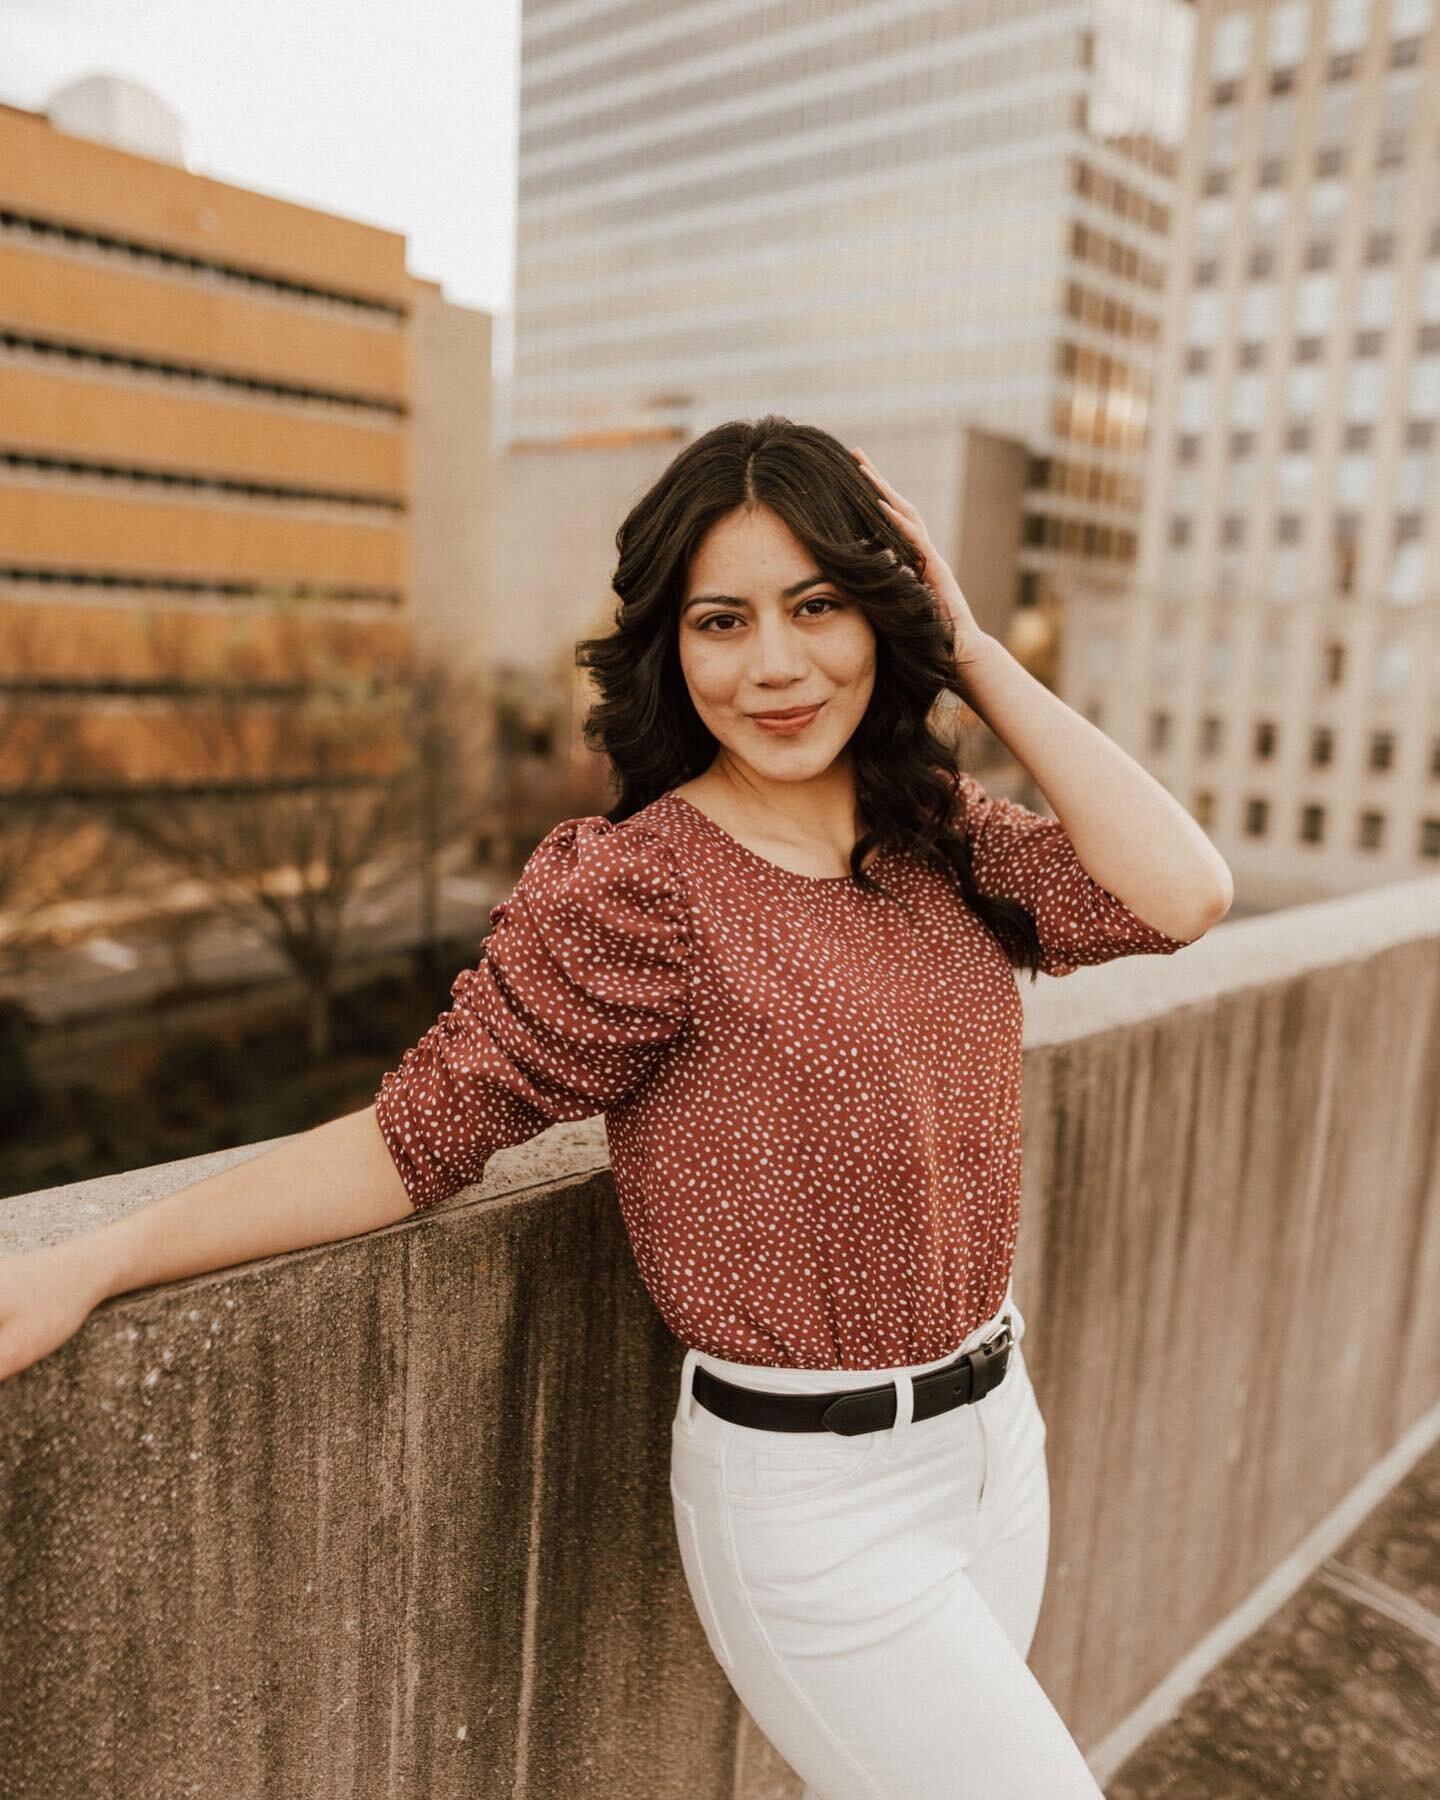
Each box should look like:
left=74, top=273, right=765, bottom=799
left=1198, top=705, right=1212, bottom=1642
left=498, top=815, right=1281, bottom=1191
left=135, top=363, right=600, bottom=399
left=956, top=634, right=1233, bottom=938
left=71, top=1105, right=415, bottom=1304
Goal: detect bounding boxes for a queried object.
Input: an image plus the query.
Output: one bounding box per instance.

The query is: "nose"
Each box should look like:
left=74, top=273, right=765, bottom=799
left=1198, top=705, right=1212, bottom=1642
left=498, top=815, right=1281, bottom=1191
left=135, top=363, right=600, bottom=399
left=746, top=614, right=810, bottom=684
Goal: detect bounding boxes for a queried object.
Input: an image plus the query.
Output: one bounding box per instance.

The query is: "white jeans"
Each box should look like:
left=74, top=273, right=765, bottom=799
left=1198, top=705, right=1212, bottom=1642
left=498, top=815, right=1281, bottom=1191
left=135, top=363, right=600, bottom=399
left=668, top=1289, right=1104, bottom=1799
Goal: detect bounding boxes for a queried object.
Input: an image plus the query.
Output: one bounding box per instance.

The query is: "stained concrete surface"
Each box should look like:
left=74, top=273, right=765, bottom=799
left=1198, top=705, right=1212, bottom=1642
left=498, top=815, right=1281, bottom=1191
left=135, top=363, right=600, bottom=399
left=1106, top=1436, right=1440, bottom=1797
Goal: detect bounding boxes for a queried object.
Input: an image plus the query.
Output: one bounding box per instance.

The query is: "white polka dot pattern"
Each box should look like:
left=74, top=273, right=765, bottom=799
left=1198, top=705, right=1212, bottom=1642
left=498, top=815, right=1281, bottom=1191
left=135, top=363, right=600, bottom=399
left=954, top=770, right=1202, bottom=977
left=374, top=776, right=1201, bottom=1370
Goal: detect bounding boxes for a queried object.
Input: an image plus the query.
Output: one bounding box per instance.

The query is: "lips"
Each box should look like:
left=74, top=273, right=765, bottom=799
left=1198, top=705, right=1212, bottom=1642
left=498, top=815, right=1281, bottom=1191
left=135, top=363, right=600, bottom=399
left=749, top=703, right=823, bottom=720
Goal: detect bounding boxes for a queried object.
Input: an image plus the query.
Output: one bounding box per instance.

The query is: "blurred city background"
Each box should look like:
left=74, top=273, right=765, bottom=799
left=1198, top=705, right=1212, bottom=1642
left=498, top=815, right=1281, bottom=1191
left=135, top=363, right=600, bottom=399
left=1, top=4, right=1438, bottom=1795
left=1, top=0, right=1435, bottom=1198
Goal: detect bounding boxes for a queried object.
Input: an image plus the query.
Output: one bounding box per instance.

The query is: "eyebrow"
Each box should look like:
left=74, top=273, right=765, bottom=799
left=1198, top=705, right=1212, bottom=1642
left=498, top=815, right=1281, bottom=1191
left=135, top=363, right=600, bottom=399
left=682, top=574, right=831, bottom=613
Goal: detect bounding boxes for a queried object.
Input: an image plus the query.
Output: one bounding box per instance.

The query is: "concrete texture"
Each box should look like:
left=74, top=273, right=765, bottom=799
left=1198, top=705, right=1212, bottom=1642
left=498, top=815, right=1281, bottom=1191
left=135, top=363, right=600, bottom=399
left=1106, top=1435, right=1440, bottom=1797
left=1, top=873, right=1438, bottom=1797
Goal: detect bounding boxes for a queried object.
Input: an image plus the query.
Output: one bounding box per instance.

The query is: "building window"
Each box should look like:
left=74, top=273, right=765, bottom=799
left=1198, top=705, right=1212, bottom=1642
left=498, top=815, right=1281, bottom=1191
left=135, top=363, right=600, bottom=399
left=1212, top=10, right=1253, bottom=79
left=1244, top=798, right=1270, bottom=837
left=1222, top=515, right=1246, bottom=547
left=1358, top=267, right=1396, bottom=328
left=1179, top=374, right=1210, bottom=431
left=1231, top=370, right=1265, bottom=427
left=1272, top=545, right=1303, bottom=601
left=1378, top=70, right=1420, bottom=162
left=1327, top=0, right=1371, bottom=54
left=1420, top=263, right=1440, bottom=324
left=1317, top=81, right=1357, bottom=151
left=1399, top=449, right=1434, bottom=510
left=1194, top=790, right=1217, bottom=829
left=1269, top=0, right=1310, bottom=65
left=1200, top=714, right=1224, bottom=755
left=1431, top=735, right=1440, bottom=777
left=1337, top=452, right=1374, bottom=507
left=1296, top=272, right=1336, bottom=333
left=1189, top=288, right=1221, bottom=345
left=1369, top=731, right=1396, bottom=771
left=1254, top=720, right=1279, bottom=759
left=1388, top=538, right=1427, bottom=604
left=1348, top=361, right=1386, bottom=422
left=1281, top=450, right=1317, bottom=507
left=1421, top=818, right=1440, bottom=858
left=1289, top=361, right=1327, bottom=417
left=1300, top=804, right=1326, bottom=843
left=1333, top=517, right=1361, bottom=595
left=1312, top=726, right=1335, bottom=766
left=1241, top=284, right=1276, bottom=340
left=1357, top=810, right=1385, bottom=850
left=1149, top=710, right=1172, bottom=752
left=1206, top=103, right=1242, bottom=169
left=1259, top=637, right=1288, bottom=689
left=1375, top=639, right=1416, bottom=697
left=1323, top=641, right=1346, bottom=686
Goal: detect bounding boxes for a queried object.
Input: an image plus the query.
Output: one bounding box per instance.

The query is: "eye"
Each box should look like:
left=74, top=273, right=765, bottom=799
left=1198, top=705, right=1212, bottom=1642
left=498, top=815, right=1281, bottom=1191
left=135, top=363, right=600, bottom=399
left=692, top=597, right=843, bottom=633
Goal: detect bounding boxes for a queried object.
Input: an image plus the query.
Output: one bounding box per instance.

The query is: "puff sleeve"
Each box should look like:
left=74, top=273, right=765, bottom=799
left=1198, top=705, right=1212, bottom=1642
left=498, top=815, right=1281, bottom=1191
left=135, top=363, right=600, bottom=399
left=373, top=817, right=693, bottom=1210
left=953, top=770, right=1202, bottom=978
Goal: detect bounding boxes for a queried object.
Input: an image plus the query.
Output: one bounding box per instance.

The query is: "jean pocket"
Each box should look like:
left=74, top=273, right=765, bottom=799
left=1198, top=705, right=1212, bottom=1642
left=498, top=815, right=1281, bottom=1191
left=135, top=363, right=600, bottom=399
left=670, top=1490, right=736, bottom=1672
left=725, top=1427, right=881, bottom=1510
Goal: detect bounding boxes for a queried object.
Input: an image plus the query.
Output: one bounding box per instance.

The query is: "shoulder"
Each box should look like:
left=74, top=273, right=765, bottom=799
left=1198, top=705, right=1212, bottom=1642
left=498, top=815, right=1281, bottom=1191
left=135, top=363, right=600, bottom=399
left=499, top=807, right=693, bottom=942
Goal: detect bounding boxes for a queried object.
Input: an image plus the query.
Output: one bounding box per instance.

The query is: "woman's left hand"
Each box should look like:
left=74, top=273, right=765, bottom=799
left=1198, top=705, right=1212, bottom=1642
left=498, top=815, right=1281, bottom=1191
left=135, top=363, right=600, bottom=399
left=850, top=446, right=987, bottom=667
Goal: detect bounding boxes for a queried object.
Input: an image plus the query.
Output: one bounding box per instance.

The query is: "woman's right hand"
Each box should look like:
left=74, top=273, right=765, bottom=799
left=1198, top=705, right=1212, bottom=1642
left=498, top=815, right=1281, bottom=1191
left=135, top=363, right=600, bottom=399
left=0, top=1242, right=108, bottom=1384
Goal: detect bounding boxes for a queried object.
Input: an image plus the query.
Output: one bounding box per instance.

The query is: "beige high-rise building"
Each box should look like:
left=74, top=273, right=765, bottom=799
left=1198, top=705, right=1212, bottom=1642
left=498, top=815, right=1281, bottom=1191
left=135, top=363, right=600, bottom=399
left=1066, top=0, right=1440, bottom=907
left=510, top=0, right=1194, bottom=633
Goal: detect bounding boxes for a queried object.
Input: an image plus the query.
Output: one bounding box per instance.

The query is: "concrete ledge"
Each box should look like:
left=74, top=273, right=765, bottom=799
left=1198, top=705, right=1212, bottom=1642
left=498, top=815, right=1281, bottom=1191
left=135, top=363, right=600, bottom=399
left=2, top=877, right=1438, bottom=1797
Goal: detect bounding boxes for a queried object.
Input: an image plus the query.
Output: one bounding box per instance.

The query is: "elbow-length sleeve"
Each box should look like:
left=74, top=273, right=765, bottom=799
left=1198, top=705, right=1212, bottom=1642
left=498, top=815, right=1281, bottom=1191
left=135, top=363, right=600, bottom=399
left=373, top=817, right=693, bottom=1210
left=953, top=770, right=1203, bottom=977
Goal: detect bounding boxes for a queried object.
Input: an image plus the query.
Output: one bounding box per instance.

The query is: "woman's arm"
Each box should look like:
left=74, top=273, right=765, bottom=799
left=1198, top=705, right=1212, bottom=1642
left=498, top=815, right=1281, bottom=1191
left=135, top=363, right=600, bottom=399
left=80, top=1103, right=412, bottom=1298
left=848, top=446, right=1232, bottom=942
left=0, top=1105, right=412, bottom=1382
left=954, top=633, right=1233, bottom=942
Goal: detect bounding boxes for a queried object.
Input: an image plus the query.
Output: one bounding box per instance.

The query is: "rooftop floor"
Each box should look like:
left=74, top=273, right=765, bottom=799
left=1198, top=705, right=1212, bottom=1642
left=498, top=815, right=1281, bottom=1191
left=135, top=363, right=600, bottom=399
left=1107, top=1436, right=1440, bottom=1797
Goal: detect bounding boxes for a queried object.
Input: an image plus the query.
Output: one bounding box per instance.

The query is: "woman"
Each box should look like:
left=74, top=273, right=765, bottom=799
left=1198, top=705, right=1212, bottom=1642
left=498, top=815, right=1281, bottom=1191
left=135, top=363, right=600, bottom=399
left=0, top=417, right=1230, bottom=1797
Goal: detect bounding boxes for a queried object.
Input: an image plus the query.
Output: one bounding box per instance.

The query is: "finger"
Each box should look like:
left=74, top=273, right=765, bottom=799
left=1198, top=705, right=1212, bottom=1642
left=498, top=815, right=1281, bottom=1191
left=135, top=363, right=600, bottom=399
left=876, top=496, right=932, bottom=549
left=856, top=457, right=923, bottom=524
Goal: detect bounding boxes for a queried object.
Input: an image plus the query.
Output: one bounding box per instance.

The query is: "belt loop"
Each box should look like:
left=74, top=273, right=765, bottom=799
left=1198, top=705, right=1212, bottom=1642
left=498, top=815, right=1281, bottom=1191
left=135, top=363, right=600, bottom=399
left=675, top=1347, right=700, bottom=1429
left=887, top=1370, right=915, bottom=1456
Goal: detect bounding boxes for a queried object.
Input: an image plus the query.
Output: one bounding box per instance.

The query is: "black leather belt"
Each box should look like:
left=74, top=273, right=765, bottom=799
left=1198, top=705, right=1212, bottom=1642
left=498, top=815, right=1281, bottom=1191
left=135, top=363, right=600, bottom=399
left=691, top=1318, right=1014, bottom=1437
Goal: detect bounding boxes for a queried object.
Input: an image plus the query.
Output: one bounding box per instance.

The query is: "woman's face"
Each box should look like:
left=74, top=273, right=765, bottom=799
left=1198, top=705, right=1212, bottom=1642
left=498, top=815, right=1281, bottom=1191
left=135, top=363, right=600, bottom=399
left=678, top=504, right=876, bottom=785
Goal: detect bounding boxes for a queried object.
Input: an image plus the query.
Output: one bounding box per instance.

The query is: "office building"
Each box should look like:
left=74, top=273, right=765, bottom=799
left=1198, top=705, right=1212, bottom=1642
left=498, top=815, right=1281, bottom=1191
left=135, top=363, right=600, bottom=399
left=1065, top=0, right=1440, bottom=903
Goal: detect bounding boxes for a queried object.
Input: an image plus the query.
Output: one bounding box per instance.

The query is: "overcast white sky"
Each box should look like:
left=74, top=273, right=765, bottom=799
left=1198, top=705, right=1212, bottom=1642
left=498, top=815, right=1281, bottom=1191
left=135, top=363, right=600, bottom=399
left=1, top=0, right=521, bottom=355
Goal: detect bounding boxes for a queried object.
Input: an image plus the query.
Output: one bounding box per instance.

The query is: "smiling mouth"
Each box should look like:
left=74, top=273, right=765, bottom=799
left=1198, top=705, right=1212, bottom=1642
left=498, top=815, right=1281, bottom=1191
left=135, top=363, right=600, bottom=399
left=749, top=703, right=824, bottom=720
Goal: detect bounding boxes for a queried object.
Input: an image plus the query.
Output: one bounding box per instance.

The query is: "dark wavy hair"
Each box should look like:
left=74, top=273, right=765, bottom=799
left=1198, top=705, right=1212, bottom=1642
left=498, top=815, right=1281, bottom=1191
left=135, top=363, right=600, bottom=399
left=574, top=414, right=1045, bottom=981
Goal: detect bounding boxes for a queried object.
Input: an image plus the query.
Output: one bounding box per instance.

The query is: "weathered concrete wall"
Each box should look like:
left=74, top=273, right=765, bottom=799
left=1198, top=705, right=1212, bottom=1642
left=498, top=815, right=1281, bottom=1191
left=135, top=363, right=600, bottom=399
left=2, top=874, right=1438, bottom=1798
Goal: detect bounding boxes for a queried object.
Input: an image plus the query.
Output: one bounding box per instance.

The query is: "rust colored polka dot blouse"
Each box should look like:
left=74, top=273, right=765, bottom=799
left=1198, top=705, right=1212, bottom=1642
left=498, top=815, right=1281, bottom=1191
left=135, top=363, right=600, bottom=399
left=373, top=774, right=1201, bottom=1369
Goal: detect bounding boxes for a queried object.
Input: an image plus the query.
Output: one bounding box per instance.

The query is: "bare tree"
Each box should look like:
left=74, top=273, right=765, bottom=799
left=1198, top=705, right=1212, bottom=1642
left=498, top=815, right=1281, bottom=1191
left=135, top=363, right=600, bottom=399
left=0, top=607, right=154, bottom=986
left=76, top=599, right=493, bottom=1061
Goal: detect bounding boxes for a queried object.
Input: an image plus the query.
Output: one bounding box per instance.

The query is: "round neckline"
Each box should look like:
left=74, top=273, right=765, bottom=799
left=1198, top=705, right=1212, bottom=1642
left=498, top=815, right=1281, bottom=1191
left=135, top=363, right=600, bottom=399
left=660, top=790, right=874, bottom=886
